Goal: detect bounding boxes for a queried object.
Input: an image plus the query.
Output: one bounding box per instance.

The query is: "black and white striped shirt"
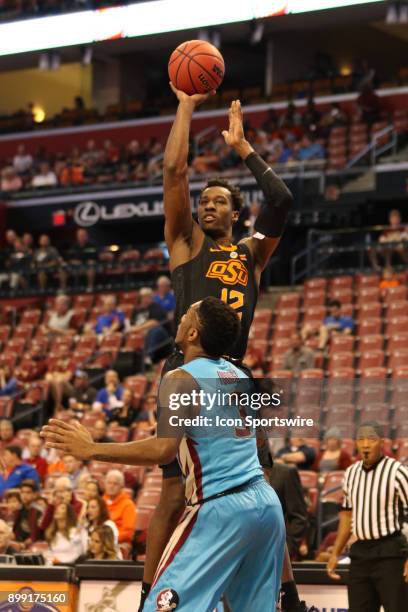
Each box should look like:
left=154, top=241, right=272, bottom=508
left=342, top=456, right=408, bottom=540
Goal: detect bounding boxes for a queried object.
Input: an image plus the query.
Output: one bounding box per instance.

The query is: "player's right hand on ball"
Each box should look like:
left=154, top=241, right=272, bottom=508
left=169, top=82, right=215, bottom=107
left=326, top=553, right=341, bottom=580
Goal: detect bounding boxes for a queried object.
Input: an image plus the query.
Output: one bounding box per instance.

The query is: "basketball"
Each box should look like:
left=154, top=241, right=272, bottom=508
left=168, top=40, right=225, bottom=95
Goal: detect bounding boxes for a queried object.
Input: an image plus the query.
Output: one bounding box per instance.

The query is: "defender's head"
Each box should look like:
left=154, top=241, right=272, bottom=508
left=198, top=178, right=243, bottom=238
left=175, top=297, right=240, bottom=359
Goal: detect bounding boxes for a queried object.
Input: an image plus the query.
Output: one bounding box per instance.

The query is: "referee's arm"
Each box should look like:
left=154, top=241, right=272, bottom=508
left=396, top=464, right=408, bottom=583
left=326, top=473, right=353, bottom=580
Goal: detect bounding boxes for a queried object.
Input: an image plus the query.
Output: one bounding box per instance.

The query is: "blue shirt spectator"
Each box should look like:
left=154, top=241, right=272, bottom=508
left=95, top=296, right=125, bottom=334
left=94, top=370, right=123, bottom=413
left=0, top=367, right=18, bottom=397
left=0, top=446, right=40, bottom=497
left=323, top=314, right=354, bottom=332
left=298, top=136, right=325, bottom=161
left=154, top=276, right=175, bottom=314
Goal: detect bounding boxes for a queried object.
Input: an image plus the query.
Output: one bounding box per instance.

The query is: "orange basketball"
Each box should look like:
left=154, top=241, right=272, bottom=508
left=168, top=40, right=225, bottom=95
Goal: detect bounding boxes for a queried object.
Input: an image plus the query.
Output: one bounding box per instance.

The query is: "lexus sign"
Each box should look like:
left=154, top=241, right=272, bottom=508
left=74, top=200, right=164, bottom=227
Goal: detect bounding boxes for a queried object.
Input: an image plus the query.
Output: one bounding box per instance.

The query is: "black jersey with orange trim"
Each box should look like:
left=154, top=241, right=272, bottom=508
left=171, top=234, right=258, bottom=360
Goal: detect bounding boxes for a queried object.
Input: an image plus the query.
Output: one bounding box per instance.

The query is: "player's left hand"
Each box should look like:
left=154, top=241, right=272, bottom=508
left=222, top=100, right=246, bottom=147
left=40, top=418, right=94, bottom=461
left=404, top=559, right=408, bottom=583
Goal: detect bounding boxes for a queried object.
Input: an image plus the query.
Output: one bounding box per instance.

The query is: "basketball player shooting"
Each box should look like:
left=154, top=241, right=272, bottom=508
left=136, top=83, right=311, bottom=612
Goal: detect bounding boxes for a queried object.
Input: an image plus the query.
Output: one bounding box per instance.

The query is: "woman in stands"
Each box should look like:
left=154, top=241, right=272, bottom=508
left=44, top=501, right=87, bottom=564
left=84, top=495, right=119, bottom=550
left=106, top=388, right=148, bottom=427
left=78, top=525, right=118, bottom=562
left=314, top=427, right=352, bottom=472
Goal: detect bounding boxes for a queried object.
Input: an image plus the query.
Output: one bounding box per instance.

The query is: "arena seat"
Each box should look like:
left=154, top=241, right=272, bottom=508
left=359, top=403, right=389, bottom=422
left=329, top=352, right=354, bottom=370
left=135, top=506, right=154, bottom=532
left=304, top=278, right=327, bottom=292
left=298, top=471, right=318, bottom=489
left=329, top=288, right=353, bottom=304
left=355, top=274, right=380, bottom=288
left=356, top=287, right=380, bottom=302
left=386, top=316, right=408, bottom=336
left=138, top=489, right=161, bottom=508
left=358, top=350, right=385, bottom=370
left=20, top=309, right=42, bottom=326
left=330, top=335, right=354, bottom=353
left=73, top=294, right=95, bottom=309
left=383, top=285, right=407, bottom=301
left=358, top=318, right=382, bottom=336
left=356, top=302, right=382, bottom=320
left=275, top=308, right=298, bottom=324
left=0, top=397, right=13, bottom=418
left=389, top=349, right=408, bottom=371
left=329, top=275, right=353, bottom=290
left=303, top=290, right=326, bottom=308
left=272, top=322, right=296, bottom=340
left=276, top=293, right=300, bottom=309
left=320, top=471, right=345, bottom=504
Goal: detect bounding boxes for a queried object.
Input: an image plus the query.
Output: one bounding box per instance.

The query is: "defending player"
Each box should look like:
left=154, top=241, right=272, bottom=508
left=142, top=84, right=309, bottom=612
left=41, top=298, right=286, bottom=611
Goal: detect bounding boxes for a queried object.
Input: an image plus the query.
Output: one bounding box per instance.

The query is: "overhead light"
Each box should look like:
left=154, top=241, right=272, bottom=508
left=250, top=20, right=264, bottom=45
left=340, top=64, right=352, bottom=76
left=33, top=106, right=45, bottom=123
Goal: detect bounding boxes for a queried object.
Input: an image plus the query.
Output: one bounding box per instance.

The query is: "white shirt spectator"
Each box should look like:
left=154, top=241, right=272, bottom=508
left=32, top=170, right=57, bottom=188
left=13, top=151, right=33, bottom=174
left=48, top=310, right=73, bottom=332
left=45, top=527, right=87, bottom=564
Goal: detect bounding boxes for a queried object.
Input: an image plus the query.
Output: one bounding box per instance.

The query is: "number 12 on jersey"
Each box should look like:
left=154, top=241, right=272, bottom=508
left=220, top=288, right=244, bottom=318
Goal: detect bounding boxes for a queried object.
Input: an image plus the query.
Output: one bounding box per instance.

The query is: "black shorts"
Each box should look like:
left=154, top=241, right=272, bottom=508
left=159, top=351, right=273, bottom=478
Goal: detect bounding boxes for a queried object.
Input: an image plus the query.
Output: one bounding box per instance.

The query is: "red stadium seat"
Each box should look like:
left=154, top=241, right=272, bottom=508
left=358, top=318, right=382, bottom=336
left=389, top=349, right=408, bottom=370
left=123, top=332, right=144, bottom=352
left=303, top=306, right=326, bottom=325
left=272, top=322, right=296, bottom=340
left=253, top=309, right=273, bottom=326
left=358, top=335, right=383, bottom=353
left=20, top=309, right=42, bottom=326
left=138, top=489, right=161, bottom=508
left=356, top=274, right=380, bottom=288
left=13, top=324, right=34, bottom=341
left=303, top=290, right=325, bottom=308
left=275, top=308, right=298, bottom=324
left=71, top=307, right=88, bottom=329
left=356, top=302, right=382, bottom=320
left=329, top=352, right=354, bottom=370
left=330, top=335, right=354, bottom=353
left=120, top=290, right=139, bottom=304
left=298, top=471, right=318, bottom=489
left=276, top=293, right=300, bottom=309
left=271, top=337, right=292, bottom=356
left=361, top=367, right=387, bottom=379
left=321, top=471, right=345, bottom=503
left=356, top=287, right=380, bottom=303
left=396, top=439, right=408, bottom=462
left=304, top=278, right=327, bottom=292
left=329, top=276, right=353, bottom=290
left=386, top=317, right=408, bottom=336
left=73, top=294, right=95, bottom=309
left=100, top=333, right=123, bottom=351
left=359, top=403, right=389, bottom=422
left=383, top=285, right=407, bottom=302
left=135, top=506, right=154, bottom=532
left=388, top=332, right=408, bottom=353
left=392, top=405, right=407, bottom=426
left=386, top=301, right=408, bottom=318
left=329, top=288, right=353, bottom=304
left=358, top=350, right=384, bottom=370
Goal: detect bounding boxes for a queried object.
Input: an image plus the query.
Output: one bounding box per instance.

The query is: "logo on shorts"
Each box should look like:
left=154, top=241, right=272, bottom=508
left=155, top=588, right=179, bottom=611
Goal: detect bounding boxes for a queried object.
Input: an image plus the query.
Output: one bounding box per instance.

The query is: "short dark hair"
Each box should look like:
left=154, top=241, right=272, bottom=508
left=357, top=421, right=383, bottom=438
left=197, top=297, right=240, bottom=358
left=5, top=445, right=22, bottom=459
left=5, top=489, right=21, bottom=502
left=203, top=178, right=244, bottom=212
left=20, top=479, right=39, bottom=493
left=328, top=299, right=341, bottom=309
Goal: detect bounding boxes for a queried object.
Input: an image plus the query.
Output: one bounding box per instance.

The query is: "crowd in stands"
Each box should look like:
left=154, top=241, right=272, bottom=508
left=1, top=88, right=400, bottom=196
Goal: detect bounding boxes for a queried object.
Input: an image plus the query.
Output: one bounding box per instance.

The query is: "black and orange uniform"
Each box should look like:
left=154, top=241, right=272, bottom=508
left=172, top=234, right=257, bottom=359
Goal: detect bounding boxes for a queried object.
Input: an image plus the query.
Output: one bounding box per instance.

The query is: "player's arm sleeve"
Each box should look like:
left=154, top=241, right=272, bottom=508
left=245, top=152, right=293, bottom=238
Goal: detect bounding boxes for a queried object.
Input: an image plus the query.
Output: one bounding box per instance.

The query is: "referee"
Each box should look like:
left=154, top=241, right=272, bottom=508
left=327, top=421, right=408, bottom=611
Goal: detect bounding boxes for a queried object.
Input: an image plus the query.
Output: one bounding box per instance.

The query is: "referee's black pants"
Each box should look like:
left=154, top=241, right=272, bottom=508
left=348, top=533, right=408, bottom=612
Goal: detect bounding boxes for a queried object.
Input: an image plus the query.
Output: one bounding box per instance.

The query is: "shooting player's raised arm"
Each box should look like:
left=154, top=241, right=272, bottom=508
left=163, top=83, right=215, bottom=250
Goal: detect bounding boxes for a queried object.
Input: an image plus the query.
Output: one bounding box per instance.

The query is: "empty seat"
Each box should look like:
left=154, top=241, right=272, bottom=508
left=330, top=335, right=354, bottom=353
left=356, top=274, right=380, bottom=288
left=329, top=276, right=353, bottom=290
left=303, top=290, right=326, bottom=308
left=389, top=349, right=408, bottom=370
left=356, top=287, right=380, bottom=303
left=275, top=308, right=298, bottom=324
left=358, top=318, right=382, bottom=336
left=386, top=301, right=408, bottom=318
left=304, top=278, right=327, bottom=292
left=272, top=337, right=292, bottom=356
left=356, top=302, right=382, bottom=320
left=73, top=294, right=95, bottom=309
left=276, top=293, right=300, bottom=309
left=303, top=306, right=326, bottom=325
left=298, top=471, right=318, bottom=489
left=359, top=403, right=389, bottom=422
left=253, top=309, right=273, bottom=326
left=273, top=322, right=296, bottom=340
left=20, top=309, right=42, bottom=326
left=321, top=471, right=345, bottom=503
left=361, top=367, right=387, bottom=379
left=329, top=352, right=354, bottom=370
left=358, top=335, right=383, bottom=353
left=386, top=317, right=408, bottom=336
left=388, top=332, right=408, bottom=353
left=359, top=350, right=384, bottom=370
left=383, top=285, right=407, bottom=302
left=329, top=288, right=353, bottom=304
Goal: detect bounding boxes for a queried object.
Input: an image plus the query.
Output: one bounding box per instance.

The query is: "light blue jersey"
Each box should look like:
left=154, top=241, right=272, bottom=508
left=177, top=357, right=263, bottom=504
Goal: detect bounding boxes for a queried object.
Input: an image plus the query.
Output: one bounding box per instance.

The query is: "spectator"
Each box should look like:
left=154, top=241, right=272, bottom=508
left=46, top=449, right=66, bottom=476
left=0, top=365, right=19, bottom=397
left=0, top=519, right=18, bottom=556
left=298, top=134, right=325, bottom=162
left=369, top=209, right=408, bottom=271
left=302, top=98, right=321, bottom=128
left=314, top=427, right=353, bottom=472
left=0, top=419, right=19, bottom=451
left=44, top=502, right=87, bottom=564
left=45, top=355, right=74, bottom=412
left=154, top=275, right=176, bottom=314
left=94, top=295, right=125, bottom=335
left=33, top=234, right=62, bottom=291
left=62, top=453, right=89, bottom=488
left=83, top=479, right=103, bottom=502
left=279, top=102, right=302, bottom=129
left=8, top=238, right=31, bottom=290
left=18, top=343, right=48, bottom=383
left=13, top=144, right=33, bottom=175
left=45, top=295, right=74, bottom=336
left=276, top=437, right=316, bottom=470
left=282, top=333, right=315, bottom=374
left=94, top=370, right=123, bottom=414
left=103, top=470, right=136, bottom=545
left=0, top=445, right=40, bottom=496
left=107, top=388, right=148, bottom=427
left=39, top=476, right=85, bottom=532
left=320, top=103, right=348, bottom=135
left=379, top=267, right=401, bottom=294
left=302, top=300, right=354, bottom=351
left=12, top=481, right=42, bottom=549
left=357, top=83, right=381, bottom=125
left=31, top=162, right=57, bottom=188
left=0, top=167, right=22, bottom=192
left=22, top=233, right=33, bottom=251
left=132, top=287, right=172, bottom=364
left=84, top=496, right=119, bottom=548
left=67, top=228, right=96, bottom=291
left=23, top=435, right=48, bottom=483
left=66, top=370, right=97, bottom=415
left=78, top=524, right=119, bottom=562
left=92, top=419, right=114, bottom=444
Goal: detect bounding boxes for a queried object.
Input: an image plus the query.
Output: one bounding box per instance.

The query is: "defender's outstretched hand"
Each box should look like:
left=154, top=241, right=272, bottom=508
left=41, top=418, right=94, bottom=461
left=169, top=82, right=215, bottom=108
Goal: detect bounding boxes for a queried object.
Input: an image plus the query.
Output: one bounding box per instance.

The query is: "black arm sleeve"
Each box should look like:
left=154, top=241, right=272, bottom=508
left=245, top=152, right=293, bottom=238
